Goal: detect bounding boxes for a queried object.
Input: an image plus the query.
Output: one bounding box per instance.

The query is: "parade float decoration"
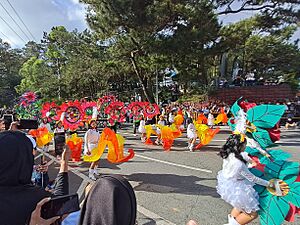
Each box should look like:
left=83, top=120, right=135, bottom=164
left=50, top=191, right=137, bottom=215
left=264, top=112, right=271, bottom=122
left=229, top=97, right=300, bottom=225
left=83, top=128, right=134, bottom=163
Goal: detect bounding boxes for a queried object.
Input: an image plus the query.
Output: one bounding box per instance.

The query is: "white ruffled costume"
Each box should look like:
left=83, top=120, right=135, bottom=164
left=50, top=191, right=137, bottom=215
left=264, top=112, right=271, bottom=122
left=217, top=152, right=269, bottom=214
left=138, top=120, right=146, bottom=134
left=187, top=123, right=197, bottom=139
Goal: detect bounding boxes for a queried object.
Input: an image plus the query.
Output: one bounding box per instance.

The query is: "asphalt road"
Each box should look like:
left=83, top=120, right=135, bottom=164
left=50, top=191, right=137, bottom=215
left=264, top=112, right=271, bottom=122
left=40, top=126, right=300, bottom=225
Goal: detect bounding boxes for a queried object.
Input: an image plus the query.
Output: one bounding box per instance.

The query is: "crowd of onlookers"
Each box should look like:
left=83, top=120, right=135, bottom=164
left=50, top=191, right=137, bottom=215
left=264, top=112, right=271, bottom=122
left=217, top=71, right=292, bottom=88
left=0, top=96, right=299, bottom=225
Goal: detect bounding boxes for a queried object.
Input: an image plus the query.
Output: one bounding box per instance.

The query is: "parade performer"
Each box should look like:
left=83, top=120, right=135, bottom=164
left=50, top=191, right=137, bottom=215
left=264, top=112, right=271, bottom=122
left=155, top=115, right=166, bottom=145
left=207, top=111, right=214, bottom=127
left=54, top=120, right=65, bottom=134
left=84, top=108, right=100, bottom=181
left=220, top=98, right=300, bottom=225
left=217, top=134, right=288, bottom=225
left=39, top=117, right=52, bottom=152
left=215, top=107, right=228, bottom=125
left=196, top=112, right=207, bottom=124
left=186, top=118, right=197, bottom=151
left=168, top=109, right=177, bottom=125
left=53, top=114, right=66, bottom=157
left=138, top=115, right=146, bottom=143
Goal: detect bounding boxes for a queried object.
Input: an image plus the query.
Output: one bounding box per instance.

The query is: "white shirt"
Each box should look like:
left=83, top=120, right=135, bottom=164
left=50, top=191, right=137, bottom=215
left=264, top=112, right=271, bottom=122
left=158, top=120, right=166, bottom=126
left=84, top=129, right=100, bottom=154
left=54, top=127, right=65, bottom=133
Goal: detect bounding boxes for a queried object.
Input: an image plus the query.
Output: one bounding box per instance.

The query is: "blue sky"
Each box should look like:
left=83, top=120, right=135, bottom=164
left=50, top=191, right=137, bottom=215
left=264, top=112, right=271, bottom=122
left=0, top=0, right=87, bottom=47
left=0, top=0, right=298, bottom=48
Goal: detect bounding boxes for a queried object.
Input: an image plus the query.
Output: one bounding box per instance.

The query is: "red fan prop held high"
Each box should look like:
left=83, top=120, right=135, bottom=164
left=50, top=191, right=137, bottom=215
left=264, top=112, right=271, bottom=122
left=41, top=102, right=62, bottom=122
left=60, top=100, right=84, bottom=130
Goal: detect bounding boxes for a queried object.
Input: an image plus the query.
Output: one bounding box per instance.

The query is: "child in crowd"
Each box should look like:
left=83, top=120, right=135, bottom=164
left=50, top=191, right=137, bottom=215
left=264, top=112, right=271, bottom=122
left=138, top=116, right=146, bottom=143
left=84, top=119, right=100, bottom=181
left=186, top=118, right=197, bottom=152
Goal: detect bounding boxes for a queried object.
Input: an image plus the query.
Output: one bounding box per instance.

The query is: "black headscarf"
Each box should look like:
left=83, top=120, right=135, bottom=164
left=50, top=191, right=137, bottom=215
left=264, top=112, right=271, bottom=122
left=79, top=174, right=137, bottom=225
left=0, top=131, right=50, bottom=225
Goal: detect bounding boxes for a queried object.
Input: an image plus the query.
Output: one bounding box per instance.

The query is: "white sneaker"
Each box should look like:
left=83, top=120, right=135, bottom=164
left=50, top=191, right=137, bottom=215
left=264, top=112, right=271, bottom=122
left=187, top=143, right=191, bottom=150
left=93, top=169, right=100, bottom=176
left=189, top=144, right=194, bottom=152
left=89, top=169, right=97, bottom=181
left=155, top=140, right=160, bottom=145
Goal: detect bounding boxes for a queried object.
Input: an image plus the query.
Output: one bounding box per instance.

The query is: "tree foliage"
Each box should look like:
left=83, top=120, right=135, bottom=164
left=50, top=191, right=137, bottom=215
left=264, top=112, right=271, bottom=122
left=0, top=1, right=299, bottom=106
left=0, top=40, right=23, bottom=106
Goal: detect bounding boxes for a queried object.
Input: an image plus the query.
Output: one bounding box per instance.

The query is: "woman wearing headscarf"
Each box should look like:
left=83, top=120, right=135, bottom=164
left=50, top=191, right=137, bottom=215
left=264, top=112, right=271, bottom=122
left=0, top=131, right=69, bottom=225
left=79, top=174, right=137, bottom=225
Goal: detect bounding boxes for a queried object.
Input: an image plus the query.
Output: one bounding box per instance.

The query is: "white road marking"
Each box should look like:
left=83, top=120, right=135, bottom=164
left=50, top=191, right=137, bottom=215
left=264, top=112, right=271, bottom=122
left=34, top=153, right=43, bottom=160
left=137, top=205, right=176, bottom=225
left=135, top=154, right=213, bottom=173
left=77, top=180, right=89, bottom=199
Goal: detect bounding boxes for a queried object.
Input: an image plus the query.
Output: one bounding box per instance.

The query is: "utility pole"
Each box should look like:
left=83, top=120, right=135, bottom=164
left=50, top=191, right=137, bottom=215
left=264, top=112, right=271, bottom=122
left=57, top=58, right=61, bottom=100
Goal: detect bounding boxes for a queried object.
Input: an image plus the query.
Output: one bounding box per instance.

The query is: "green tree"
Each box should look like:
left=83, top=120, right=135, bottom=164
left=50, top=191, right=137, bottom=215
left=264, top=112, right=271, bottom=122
left=0, top=39, right=23, bottom=106
left=81, top=0, right=221, bottom=102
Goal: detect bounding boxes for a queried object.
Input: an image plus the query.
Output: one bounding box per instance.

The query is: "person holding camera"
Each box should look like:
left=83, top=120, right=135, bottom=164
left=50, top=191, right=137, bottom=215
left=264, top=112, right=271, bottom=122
left=0, top=130, right=70, bottom=225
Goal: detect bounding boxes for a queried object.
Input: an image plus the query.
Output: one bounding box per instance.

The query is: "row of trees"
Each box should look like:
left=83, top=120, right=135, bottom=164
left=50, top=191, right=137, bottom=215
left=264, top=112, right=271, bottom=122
left=1, top=0, right=299, bottom=106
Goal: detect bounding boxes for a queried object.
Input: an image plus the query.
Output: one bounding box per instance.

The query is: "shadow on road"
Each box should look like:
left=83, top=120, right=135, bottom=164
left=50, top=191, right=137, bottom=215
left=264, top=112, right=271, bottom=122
left=125, top=173, right=219, bottom=198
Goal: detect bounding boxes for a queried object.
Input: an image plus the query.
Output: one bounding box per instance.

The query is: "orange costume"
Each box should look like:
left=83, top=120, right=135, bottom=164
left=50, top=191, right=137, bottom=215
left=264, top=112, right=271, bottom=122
left=215, top=108, right=228, bottom=125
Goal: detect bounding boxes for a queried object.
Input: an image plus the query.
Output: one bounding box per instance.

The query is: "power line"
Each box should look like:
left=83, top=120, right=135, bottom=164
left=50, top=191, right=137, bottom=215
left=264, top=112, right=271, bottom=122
left=6, top=0, right=37, bottom=42
left=0, top=14, right=26, bottom=44
left=0, top=2, right=31, bottom=41
left=0, top=29, right=16, bottom=46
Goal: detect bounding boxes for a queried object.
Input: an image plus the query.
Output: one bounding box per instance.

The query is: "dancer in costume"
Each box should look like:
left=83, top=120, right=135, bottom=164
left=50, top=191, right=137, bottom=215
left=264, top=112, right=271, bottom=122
left=217, top=134, right=288, bottom=225
left=84, top=119, right=100, bottom=181
left=54, top=120, right=65, bottom=133
left=138, top=116, right=146, bottom=143
left=39, top=117, right=52, bottom=152
left=207, top=111, right=214, bottom=127
left=168, top=109, right=177, bottom=125
left=186, top=118, right=197, bottom=152
left=53, top=119, right=65, bottom=157
left=196, top=112, right=207, bottom=124
left=155, top=115, right=166, bottom=145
